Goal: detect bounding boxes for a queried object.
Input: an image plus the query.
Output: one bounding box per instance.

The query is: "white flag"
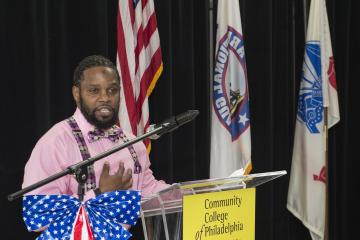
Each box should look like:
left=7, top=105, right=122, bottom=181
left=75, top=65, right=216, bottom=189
left=210, top=0, right=251, bottom=178
left=287, top=0, right=340, bottom=239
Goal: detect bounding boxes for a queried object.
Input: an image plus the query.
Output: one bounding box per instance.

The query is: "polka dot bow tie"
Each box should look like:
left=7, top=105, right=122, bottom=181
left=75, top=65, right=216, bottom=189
left=88, top=126, right=121, bottom=143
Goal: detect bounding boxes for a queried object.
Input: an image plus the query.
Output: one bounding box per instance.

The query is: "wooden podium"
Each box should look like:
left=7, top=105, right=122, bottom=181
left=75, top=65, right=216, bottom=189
left=140, top=170, right=286, bottom=240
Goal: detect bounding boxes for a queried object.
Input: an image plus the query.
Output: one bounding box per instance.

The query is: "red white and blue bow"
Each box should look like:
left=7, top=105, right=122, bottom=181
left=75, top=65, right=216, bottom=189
left=22, top=190, right=141, bottom=239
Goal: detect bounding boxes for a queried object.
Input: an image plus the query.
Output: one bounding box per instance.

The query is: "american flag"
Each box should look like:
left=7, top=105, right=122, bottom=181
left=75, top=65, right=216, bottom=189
left=116, top=0, right=163, bottom=150
left=22, top=190, right=141, bottom=240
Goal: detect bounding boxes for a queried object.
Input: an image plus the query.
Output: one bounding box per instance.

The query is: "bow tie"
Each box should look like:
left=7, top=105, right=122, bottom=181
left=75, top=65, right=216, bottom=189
left=88, top=126, right=121, bottom=143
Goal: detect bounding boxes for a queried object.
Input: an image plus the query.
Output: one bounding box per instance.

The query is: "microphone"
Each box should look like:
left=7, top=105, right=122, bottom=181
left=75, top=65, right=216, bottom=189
left=147, top=110, right=199, bottom=140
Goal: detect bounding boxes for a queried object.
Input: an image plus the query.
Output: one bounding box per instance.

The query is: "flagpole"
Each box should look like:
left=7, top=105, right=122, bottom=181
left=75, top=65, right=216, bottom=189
left=303, top=0, right=308, bottom=35
left=209, top=0, right=214, bottom=92
left=209, top=0, right=214, bottom=152
left=324, top=106, right=329, bottom=240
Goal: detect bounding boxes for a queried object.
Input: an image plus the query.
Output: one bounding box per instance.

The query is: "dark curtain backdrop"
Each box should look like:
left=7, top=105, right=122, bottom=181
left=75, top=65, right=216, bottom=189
left=0, top=0, right=358, bottom=239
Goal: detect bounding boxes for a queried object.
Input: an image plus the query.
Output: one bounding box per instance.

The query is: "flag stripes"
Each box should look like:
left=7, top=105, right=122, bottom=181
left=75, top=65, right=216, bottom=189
left=116, top=0, right=162, bottom=148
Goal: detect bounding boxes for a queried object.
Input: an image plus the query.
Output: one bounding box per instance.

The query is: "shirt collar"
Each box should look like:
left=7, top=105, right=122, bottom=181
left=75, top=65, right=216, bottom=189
left=73, top=108, right=96, bottom=135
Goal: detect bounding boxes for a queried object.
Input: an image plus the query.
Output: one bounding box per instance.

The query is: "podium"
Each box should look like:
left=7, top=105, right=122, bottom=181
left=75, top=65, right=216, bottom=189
left=140, top=170, right=286, bottom=240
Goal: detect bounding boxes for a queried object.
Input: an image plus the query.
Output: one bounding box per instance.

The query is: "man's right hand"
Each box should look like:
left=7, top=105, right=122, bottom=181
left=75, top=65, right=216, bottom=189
left=98, top=161, right=133, bottom=193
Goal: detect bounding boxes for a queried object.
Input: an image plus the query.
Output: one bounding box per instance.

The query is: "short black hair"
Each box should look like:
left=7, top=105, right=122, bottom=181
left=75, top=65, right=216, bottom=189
left=73, top=55, right=120, bottom=86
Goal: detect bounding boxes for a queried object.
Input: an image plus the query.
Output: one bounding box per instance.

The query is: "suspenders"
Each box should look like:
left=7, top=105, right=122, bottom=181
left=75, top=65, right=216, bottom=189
left=67, top=117, right=96, bottom=193
left=66, top=117, right=142, bottom=194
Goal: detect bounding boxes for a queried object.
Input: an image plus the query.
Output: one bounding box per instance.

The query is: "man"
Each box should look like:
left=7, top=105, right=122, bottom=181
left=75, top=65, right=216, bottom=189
left=22, top=55, right=168, bottom=201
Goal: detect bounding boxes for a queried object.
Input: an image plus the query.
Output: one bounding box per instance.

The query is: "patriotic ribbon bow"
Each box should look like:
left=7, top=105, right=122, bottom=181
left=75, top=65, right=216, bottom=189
left=88, top=127, right=121, bottom=143
left=22, top=190, right=141, bottom=240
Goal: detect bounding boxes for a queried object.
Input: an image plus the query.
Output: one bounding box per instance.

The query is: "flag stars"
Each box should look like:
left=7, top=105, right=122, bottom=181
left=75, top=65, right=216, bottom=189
left=238, top=113, right=249, bottom=126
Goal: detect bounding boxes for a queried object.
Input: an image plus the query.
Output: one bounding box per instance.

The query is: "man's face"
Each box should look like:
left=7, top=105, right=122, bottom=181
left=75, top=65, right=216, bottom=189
left=72, top=66, right=120, bottom=129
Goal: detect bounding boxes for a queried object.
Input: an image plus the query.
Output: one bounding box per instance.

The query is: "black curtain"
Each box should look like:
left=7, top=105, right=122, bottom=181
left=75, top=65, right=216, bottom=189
left=1, top=0, right=358, bottom=239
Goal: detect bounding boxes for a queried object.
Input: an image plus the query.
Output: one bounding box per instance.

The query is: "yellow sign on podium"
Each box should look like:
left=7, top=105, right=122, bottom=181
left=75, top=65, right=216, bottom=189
left=183, top=188, right=255, bottom=240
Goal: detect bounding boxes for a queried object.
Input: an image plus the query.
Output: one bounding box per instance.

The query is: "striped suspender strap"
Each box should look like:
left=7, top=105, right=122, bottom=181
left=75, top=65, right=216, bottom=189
left=66, top=117, right=96, bottom=193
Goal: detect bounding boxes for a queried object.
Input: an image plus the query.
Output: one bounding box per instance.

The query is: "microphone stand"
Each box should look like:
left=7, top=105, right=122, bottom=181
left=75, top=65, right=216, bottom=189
left=8, top=111, right=198, bottom=202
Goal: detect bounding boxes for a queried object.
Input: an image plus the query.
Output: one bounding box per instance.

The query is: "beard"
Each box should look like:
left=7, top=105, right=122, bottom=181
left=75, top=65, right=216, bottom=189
left=79, top=97, right=119, bottom=130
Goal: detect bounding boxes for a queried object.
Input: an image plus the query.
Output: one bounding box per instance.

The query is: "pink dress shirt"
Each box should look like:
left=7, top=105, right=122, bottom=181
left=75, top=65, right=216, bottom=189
left=22, top=108, right=168, bottom=201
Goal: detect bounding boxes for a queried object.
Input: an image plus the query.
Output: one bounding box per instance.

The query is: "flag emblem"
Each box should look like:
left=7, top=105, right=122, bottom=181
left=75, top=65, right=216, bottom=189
left=213, top=27, right=250, bottom=141
left=297, top=41, right=323, bottom=133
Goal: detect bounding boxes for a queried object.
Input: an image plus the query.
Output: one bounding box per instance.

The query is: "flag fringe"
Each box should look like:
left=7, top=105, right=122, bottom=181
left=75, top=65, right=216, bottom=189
left=147, top=63, right=163, bottom=96
left=244, top=162, right=252, bottom=175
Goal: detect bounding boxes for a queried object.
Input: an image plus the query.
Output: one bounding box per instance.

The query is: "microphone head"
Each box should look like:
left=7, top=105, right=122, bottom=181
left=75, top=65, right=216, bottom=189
left=146, top=110, right=199, bottom=140
left=175, top=110, right=199, bottom=127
